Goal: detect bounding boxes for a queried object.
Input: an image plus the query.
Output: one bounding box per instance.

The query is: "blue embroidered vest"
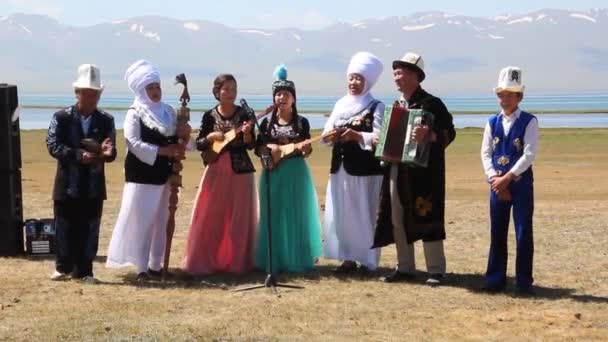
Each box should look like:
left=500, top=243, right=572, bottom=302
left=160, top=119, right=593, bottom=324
left=489, top=111, right=535, bottom=182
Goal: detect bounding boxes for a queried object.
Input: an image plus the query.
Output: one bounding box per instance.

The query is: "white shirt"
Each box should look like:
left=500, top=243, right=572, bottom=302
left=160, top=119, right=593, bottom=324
left=322, top=101, right=385, bottom=151
left=124, top=109, right=195, bottom=166
left=480, top=108, right=539, bottom=179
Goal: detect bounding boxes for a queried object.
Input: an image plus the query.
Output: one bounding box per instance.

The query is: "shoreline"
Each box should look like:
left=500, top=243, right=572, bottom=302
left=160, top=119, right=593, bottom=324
left=18, top=105, right=608, bottom=115
left=18, top=127, right=608, bottom=132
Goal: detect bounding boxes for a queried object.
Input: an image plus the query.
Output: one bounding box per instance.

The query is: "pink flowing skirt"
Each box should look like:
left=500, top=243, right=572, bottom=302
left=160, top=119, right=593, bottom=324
left=182, top=152, right=258, bottom=274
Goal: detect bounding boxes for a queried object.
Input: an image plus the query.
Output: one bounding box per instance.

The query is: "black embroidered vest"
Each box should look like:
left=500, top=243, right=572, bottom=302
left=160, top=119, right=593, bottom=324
left=330, top=101, right=384, bottom=176
left=125, top=119, right=176, bottom=185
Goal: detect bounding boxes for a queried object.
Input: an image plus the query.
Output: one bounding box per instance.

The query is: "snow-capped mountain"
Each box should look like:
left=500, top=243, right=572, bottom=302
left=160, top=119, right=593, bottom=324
left=1, top=9, right=607, bottom=95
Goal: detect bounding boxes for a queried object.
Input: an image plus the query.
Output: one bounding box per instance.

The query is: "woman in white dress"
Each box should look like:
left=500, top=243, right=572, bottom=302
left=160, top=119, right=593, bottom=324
left=322, top=52, right=385, bottom=273
left=106, top=60, right=190, bottom=280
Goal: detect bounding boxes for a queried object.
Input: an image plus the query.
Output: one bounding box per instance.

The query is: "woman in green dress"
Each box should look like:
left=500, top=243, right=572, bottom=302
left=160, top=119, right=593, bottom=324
left=254, top=65, right=322, bottom=273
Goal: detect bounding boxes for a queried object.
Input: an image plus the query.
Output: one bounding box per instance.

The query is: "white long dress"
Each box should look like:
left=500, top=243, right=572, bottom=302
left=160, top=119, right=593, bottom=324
left=106, top=108, right=173, bottom=273
left=322, top=100, right=385, bottom=270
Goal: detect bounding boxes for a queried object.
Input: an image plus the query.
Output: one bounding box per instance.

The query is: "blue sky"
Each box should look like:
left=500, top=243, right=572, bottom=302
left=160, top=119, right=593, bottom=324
left=1, top=0, right=607, bottom=29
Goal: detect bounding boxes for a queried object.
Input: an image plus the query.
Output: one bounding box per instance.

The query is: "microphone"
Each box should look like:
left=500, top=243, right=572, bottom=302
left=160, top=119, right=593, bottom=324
left=241, top=98, right=274, bottom=170
left=239, top=98, right=257, bottom=122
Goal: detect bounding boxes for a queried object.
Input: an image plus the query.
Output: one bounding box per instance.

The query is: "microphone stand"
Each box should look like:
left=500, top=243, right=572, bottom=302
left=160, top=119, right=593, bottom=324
left=234, top=99, right=303, bottom=296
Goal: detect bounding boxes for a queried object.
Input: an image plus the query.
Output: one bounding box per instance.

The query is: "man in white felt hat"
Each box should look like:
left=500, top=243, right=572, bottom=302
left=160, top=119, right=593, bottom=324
left=480, top=66, right=539, bottom=296
left=46, top=64, right=117, bottom=284
left=373, top=52, right=456, bottom=286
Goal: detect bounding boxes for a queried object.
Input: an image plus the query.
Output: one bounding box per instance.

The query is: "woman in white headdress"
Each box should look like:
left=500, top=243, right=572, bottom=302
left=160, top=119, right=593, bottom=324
left=322, top=51, right=386, bottom=273
left=106, top=60, right=190, bottom=280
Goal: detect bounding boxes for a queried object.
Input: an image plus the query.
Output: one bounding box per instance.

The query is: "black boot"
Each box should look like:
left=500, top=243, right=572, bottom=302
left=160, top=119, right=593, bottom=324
left=381, top=270, right=416, bottom=283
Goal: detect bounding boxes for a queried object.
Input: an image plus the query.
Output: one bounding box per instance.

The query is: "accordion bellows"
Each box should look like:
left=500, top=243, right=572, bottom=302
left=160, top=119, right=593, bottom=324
left=375, top=103, right=434, bottom=168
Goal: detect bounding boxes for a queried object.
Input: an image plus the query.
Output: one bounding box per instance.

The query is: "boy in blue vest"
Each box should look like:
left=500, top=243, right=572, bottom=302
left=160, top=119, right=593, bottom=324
left=480, top=66, right=539, bottom=295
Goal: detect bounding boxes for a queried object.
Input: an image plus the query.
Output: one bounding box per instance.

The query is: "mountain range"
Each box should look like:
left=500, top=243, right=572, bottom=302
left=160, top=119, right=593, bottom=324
left=1, top=9, right=607, bottom=96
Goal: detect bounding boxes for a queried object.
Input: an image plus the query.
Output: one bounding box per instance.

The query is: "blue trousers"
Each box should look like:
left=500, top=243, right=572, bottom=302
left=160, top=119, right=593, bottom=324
left=486, top=179, right=534, bottom=290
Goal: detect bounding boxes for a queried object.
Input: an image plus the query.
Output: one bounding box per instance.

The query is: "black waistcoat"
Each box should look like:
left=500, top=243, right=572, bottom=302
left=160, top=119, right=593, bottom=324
left=330, top=100, right=384, bottom=176
left=125, top=119, right=176, bottom=185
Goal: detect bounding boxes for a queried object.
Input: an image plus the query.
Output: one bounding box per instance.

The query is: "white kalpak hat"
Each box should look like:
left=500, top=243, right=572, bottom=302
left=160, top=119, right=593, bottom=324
left=393, top=52, right=426, bottom=81
left=494, top=66, right=525, bottom=93
left=72, top=64, right=104, bottom=91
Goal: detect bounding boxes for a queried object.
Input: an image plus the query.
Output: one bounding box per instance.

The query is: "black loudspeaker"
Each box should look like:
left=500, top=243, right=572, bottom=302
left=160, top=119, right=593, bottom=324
left=0, top=84, right=21, bottom=172
left=0, top=170, right=24, bottom=256
left=0, top=84, right=24, bottom=256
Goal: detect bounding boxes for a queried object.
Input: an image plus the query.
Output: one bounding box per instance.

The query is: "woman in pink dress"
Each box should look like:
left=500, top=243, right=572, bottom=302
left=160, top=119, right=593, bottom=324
left=182, top=74, right=257, bottom=274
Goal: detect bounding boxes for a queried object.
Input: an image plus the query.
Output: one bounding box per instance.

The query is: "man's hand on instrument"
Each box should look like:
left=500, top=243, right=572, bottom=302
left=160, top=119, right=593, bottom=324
left=177, top=122, right=192, bottom=141
left=101, top=138, right=114, bottom=159
left=412, top=125, right=432, bottom=143
left=339, top=128, right=363, bottom=143
left=207, top=131, right=225, bottom=142
left=80, top=150, right=100, bottom=165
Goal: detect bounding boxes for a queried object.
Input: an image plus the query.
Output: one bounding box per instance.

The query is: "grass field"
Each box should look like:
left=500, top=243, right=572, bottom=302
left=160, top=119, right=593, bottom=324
left=0, top=128, right=607, bottom=341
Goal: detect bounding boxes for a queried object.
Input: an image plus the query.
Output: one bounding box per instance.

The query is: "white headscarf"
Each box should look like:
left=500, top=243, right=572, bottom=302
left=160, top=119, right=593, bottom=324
left=124, top=60, right=176, bottom=136
left=330, top=52, right=384, bottom=126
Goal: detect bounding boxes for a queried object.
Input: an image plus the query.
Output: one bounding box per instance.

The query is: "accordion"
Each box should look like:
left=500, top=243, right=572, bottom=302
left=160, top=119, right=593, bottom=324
left=375, top=102, right=434, bottom=167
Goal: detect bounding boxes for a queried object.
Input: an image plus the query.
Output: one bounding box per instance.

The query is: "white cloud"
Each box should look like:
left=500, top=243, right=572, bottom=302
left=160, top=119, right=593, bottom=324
left=4, top=0, right=62, bottom=18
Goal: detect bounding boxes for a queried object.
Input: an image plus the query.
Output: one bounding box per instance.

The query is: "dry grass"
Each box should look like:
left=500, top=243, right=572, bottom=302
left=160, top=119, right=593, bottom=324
left=1, top=128, right=607, bottom=341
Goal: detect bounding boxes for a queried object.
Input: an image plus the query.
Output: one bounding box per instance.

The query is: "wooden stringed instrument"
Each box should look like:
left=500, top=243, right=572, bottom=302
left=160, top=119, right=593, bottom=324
left=200, top=111, right=267, bottom=164
left=265, top=129, right=342, bottom=170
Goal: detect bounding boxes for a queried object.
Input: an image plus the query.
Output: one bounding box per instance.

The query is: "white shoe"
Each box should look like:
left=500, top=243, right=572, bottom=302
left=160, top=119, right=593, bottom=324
left=426, top=274, right=444, bottom=286
left=50, top=271, right=70, bottom=281
left=80, top=276, right=100, bottom=284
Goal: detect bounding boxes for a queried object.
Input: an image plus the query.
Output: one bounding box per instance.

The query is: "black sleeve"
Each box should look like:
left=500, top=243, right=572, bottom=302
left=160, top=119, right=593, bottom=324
left=300, top=117, right=311, bottom=140
left=46, top=111, right=81, bottom=162
left=196, top=111, right=215, bottom=151
left=300, top=117, right=313, bottom=156
left=430, top=98, right=456, bottom=148
left=237, top=107, right=255, bottom=150
left=103, top=115, right=118, bottom=163
left=244, top=120, right=256, bottom=150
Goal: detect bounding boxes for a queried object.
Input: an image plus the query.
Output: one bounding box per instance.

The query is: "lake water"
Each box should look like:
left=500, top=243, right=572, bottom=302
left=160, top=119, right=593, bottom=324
left=13, top=93, right=608, bottom=130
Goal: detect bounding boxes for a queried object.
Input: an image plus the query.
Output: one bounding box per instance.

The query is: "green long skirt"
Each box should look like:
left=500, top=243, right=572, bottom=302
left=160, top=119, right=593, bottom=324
left=255, top=157, right=322, bottom=273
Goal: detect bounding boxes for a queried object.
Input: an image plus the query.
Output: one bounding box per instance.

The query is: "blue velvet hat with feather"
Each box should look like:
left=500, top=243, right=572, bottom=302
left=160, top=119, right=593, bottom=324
left=272, top=64, right=296, bottom=99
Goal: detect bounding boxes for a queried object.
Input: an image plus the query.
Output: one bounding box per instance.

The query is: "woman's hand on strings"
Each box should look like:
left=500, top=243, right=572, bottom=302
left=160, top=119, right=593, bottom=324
left=242, top=120, right=253, bottom=134
left=339, top=128, right=363, bottom=143
left=206, top=131, right=225, bottom=142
